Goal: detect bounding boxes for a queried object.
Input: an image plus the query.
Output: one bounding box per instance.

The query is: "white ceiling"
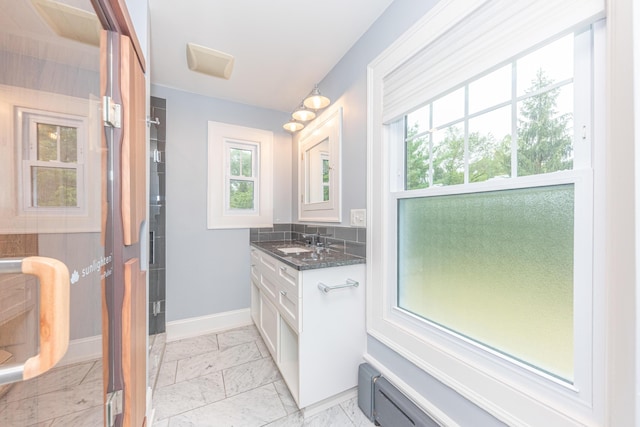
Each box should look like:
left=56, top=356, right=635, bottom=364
left=1, top=0, right=394, bottom=114
left=149, top=0, right=395, bottom=113
left=0, top=0, right=99, bottom=70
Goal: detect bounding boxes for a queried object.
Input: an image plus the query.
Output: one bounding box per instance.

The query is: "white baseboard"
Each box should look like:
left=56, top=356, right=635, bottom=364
left=56, top=309, right=252, bottom=365
left=60, top=334, right=102, bottom=366
left=166, top=308, right=253, bottom=342
left=301, top=387, right=358, bottom=418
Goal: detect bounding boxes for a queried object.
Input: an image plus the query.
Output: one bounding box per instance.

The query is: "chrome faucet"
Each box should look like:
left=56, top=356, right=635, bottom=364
left=303, top=232, right=320, bottom=246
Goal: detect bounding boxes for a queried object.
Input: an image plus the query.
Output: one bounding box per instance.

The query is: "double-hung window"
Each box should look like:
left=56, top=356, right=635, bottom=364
left=0, top=85, right=100, bottom=233
left=367, top=1, right=605, bottom=425
left=398, top=31, right=585, bottom=382
left=20, top=109, right=87, bottom=212
left=207, top=121, right=273, bottom=229
left=226, top=141, right=258, bottom=212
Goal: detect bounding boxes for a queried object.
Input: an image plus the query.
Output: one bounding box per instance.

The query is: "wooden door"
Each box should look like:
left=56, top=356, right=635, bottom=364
left=101, top=26, right=147, bottom=427
left=118, top=32, right=147, bottom=427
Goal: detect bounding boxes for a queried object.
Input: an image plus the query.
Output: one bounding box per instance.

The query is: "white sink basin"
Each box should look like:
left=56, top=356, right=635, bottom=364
left=277, top=247, right=312, bottom=254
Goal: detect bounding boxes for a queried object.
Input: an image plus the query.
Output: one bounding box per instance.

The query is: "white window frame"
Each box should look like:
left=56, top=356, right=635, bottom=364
left=207, top=121, right=273, bottom=229
left=0, top=84, right=101, bottom=233
left=19, top=108, right=88, bottom=215
left=366, top=2, right=605, bottom=426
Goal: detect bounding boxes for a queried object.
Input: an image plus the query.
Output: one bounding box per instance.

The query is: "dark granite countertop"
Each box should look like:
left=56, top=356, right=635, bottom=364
left=251, top=241, right=365, bottom=271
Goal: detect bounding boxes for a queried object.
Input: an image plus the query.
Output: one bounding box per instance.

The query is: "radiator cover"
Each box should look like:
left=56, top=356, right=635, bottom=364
left=358, top=363, right=440, bottom=427
left=357, top=362, right=380, bottom=420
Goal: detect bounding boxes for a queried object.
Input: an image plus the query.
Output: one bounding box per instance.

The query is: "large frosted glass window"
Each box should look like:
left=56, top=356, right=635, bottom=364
left=398, top=184, right=574, bottom=380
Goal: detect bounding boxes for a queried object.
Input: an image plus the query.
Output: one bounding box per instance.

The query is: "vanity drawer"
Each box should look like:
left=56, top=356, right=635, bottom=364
left=260, top=273, right=279, bottom=302
left=256, top=250, right=299, bottom=298
left=250, top=263, right=259, bottom=285
left=258, top=251, right=278, bottom=276
left=277, top=263, right=298, bottom=297
left=250, top=247, right=260, bottom=263
left=250, top=249, right=260, bottom=282
left=278, top=287, right=300, bottom=333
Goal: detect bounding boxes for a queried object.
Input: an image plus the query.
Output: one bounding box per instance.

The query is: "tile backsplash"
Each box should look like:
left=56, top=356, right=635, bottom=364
left=250, top=223, right=366, bottom=258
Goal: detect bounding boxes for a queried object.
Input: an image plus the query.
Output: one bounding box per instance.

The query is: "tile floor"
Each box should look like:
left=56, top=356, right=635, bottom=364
left=151, top=324, right=375, bottom=427
left=0, top=357, right=103, bottom=426
left=0, top=324, right=373, bottom=426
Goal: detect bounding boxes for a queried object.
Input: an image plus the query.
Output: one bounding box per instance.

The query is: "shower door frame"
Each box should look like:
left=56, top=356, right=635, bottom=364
left=96, top=0, right=148, bottom=425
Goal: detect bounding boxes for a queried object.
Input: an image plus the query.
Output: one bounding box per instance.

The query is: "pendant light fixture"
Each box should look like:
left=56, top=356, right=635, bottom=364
left=283, top=119, right=304, bottom=132
left=303, top=84, right=331, bottom=110
left=291, top=103, right=316, bottom=122
left=283, top=84, right=331, bottom=133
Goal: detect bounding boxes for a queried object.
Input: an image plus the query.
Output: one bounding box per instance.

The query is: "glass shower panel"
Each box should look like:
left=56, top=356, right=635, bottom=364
left=149, top=96, right=166, bottom=335
left=0, top=0, right=105, bottom=424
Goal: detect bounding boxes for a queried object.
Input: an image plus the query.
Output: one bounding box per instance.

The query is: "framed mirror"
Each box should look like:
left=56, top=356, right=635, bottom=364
left=298, top=106, right=342, bottom=222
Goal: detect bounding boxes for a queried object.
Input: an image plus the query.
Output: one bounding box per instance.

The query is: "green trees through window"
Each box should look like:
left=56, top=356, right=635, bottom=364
left=322, top=157, right=330, bottom=201
left=405, top=69, right=573, bottom=189
left=229, top=147, right=255, bottom=210
left=518, top=70, right=573, bottom=176
left=32, top=122, right=79, bottom=207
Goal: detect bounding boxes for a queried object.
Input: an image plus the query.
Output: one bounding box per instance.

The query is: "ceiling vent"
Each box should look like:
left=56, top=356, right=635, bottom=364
left=186, top=43, right=234, bottom=80
left=32, top=0, right=100, bottom=47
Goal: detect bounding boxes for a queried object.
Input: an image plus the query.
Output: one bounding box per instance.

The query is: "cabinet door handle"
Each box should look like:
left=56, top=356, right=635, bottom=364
left=280, top=290, right=287, bottom=296
left=0, top=257, right=70, bottom=385
left=280, top=266, right=287, bottom=272
left=318, top=279, right=359, bottom=293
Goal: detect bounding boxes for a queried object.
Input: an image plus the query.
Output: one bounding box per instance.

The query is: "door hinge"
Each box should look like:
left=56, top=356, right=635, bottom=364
left=152, top=300, right=161, bottom=316
left=103, top=96, right=122, bottom=128
left=152, top=149, right=163, bottom=163
left=106, top=389, right=123, bottom=427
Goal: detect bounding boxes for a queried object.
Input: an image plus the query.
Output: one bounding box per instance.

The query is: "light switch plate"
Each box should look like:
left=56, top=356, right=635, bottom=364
left=350, top=209, right=366, bottom=227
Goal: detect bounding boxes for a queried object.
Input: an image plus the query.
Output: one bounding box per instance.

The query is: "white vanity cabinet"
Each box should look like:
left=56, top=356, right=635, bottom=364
left=250, top=246, right=366, bottom=410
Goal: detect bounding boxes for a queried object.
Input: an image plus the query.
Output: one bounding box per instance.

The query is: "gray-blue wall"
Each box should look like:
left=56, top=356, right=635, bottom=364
left=150, top=85, right=292, bottom=322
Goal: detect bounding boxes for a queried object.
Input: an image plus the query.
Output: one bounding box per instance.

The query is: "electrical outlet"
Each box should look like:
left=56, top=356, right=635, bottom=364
left=350, top=209, right=366, bottom=227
